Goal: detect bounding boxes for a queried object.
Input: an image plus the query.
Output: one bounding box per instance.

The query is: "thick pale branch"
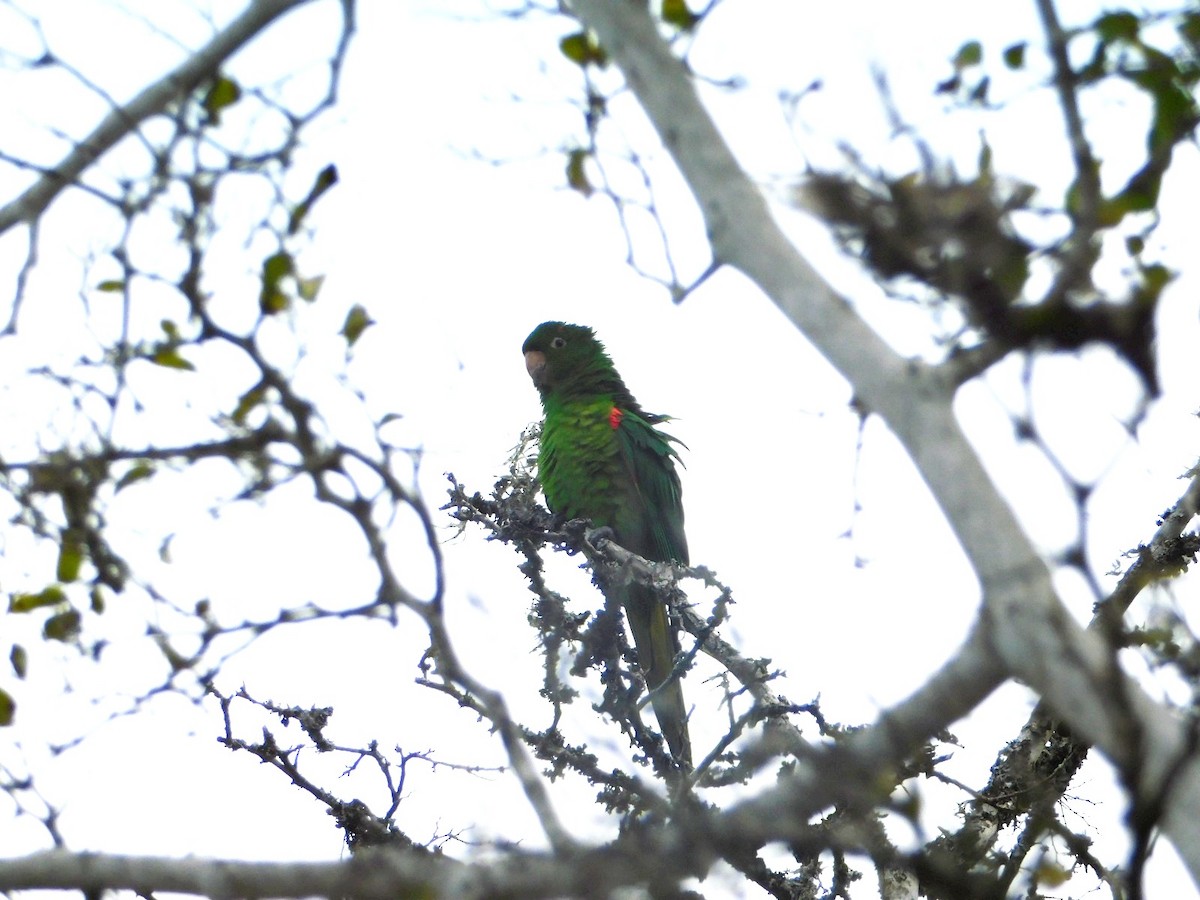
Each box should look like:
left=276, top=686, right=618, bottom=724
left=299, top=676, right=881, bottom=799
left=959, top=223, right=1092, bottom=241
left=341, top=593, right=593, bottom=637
left=0, top=0, right=315, bottom=236
left=567, top=0, right=1200, bottom=884
left=0, top=849, right=488, bottom=900
left=934, top=467, right=1200, bottom=871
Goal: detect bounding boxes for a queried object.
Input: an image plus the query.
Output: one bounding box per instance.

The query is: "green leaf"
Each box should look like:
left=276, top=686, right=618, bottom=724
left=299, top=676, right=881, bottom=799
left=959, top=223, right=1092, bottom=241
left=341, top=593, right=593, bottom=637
left=560, top=32, right=588, bottom=65
left=260, top=251, right=294, bottom=315
left=288, top=164, right=340, bottom=235
left=298, top=275, right=325, bottom=302
left=953, top=40, right=983, bottom=70
left=232, top=385, right=269, bottom=425
left=116, top=462, right=154, bottom=493
left=661, top=0, right=698, bottom=29
left=90, top=586, right=105, bottom=615
left=0, top=688, right=13, bottom=726
left=341, top=304, right=375, bottom=347
left=1094, top=170, right=1160, bottom=226
left=203, top=74, right=242, bottom=124
left=1140, top=263, right=1174, bottom=297
left=1116, top=165, right=1162, bottom=212
left=566, top=148, right=592, bottom=196
left=1095, top=10, right=1139, bottom=44
left=96, top=280, right=125, bottom=292
left=11, top=645, right=27, bottom=679
left=263, top=251, right=293, bottom=284
left=151, top=347, right=195, bottom=371
left=1002, top=42, right=1026, bottom=69
left=560, top=31, right=606, bottom=67
left=43, top=608, right=82, bottom=642
left=56, top=538, right=84, bottom=584
left=1126, top=235, right=1145, bottom=256
left=1095, top=196, right=1128, bottom=227
left=260, top=289, right=290, bottom=314
left=10, top=586, right=67, bottom=613
left=1138, top=65, right=1199, bottom=155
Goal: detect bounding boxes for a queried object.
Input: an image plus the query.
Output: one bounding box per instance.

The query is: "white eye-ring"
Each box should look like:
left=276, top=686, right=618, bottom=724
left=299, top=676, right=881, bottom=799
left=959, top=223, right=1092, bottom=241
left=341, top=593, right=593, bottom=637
left=551, top=337, right=567, bottom=349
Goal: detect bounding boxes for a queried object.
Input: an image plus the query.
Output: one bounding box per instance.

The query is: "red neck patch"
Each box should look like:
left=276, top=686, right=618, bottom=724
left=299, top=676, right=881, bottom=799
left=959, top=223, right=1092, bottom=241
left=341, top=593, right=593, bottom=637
left=609, top=406, right=623, bottom=430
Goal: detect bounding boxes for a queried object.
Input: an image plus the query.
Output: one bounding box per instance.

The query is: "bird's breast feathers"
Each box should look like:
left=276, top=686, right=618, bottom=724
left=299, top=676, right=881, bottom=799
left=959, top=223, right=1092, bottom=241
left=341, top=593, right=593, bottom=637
left=538, top=399, right=625, bottom=517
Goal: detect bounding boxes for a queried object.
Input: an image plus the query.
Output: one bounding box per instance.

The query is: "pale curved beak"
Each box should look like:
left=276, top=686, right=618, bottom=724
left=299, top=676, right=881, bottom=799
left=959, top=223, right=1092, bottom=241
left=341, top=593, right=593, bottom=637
left=524, top=350, right=546, bottom=386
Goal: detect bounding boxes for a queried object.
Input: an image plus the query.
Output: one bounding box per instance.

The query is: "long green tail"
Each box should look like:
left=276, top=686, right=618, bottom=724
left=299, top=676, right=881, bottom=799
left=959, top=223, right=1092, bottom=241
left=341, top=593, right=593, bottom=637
left=624, top=583, right=692, bottom=766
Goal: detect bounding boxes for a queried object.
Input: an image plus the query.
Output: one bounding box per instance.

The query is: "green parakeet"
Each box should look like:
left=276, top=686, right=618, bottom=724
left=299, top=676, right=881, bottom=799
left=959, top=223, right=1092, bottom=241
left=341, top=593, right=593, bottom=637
left=522, top=321, right=692, bottom=766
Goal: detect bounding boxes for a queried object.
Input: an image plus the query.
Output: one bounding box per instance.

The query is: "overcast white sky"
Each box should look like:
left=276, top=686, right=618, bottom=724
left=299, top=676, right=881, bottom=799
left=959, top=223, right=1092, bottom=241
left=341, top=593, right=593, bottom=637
left=3, top=0, right=1200, bottom=896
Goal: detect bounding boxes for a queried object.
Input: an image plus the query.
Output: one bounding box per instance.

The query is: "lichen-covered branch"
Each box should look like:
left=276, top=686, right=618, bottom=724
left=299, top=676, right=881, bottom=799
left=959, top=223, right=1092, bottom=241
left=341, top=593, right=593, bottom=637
left=0, top=0, right=319, bottom=237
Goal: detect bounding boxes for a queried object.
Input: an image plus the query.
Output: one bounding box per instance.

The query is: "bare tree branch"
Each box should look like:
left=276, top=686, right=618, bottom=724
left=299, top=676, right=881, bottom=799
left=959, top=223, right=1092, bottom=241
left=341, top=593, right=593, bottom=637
left=0, top=0, right=317, bottom=237
left=0, top=629, right=1011, bottom=900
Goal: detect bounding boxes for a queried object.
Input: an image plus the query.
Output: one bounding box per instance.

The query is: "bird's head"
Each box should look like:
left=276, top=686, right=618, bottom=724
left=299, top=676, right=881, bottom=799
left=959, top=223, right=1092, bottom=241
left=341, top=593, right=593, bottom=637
left=521, top=321, right=608, bottom=394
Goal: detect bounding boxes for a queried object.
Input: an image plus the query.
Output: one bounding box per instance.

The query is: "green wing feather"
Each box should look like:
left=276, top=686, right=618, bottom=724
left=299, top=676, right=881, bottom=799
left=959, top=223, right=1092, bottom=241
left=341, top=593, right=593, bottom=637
left=611, top=409, right=692, bottom=766
left=612, top=409, right=688, bottom=565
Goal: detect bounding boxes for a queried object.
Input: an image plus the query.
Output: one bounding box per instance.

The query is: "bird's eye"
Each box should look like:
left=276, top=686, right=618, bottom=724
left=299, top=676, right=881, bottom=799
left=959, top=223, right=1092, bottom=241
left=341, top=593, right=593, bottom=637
left=551, top=337, right=566, bottom=349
